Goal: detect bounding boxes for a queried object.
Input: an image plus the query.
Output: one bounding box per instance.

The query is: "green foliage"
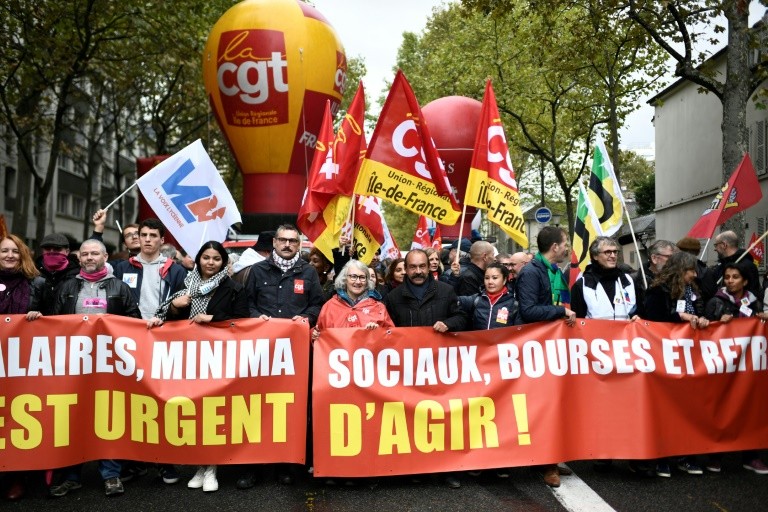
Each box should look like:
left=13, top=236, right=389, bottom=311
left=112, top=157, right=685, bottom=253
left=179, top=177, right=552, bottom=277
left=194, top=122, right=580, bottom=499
left=382, top=201, right=418, bottom=251
left=633, top=173, right=655, bottom=216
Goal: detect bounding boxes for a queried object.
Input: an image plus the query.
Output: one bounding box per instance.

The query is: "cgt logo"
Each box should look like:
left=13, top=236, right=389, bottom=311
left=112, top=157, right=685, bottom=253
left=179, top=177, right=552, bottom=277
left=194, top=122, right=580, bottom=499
left=162, top=159, right=226, bottom=223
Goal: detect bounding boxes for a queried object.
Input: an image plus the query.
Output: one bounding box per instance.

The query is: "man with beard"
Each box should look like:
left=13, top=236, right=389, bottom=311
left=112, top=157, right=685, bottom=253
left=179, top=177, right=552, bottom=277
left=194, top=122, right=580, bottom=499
left=36, top=232, right=80, bottom=315
left=48, top=239, right=140, bottom=497
left=238, top=224, right=324, bottom=490
left=702, top=230, right=760, bottom=302
left=384, top=249, right=467, bottom=488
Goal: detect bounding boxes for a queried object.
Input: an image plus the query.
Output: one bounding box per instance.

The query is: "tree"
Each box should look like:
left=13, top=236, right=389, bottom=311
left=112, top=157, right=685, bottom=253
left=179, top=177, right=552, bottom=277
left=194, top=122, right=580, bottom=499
left=624, top=0, right=763, bottom=240
left=619, top=150, right=656, bottom=215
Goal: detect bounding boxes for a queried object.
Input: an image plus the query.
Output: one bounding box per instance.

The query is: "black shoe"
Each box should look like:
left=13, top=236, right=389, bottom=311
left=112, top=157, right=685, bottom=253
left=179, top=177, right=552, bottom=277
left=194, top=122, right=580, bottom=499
left=278, top=472, right=293, bottom=485
left=236, top=472, right=257, bottom=490
left=119, top=465, right=148, bottom=483
left=49, top=480, right=82, bottom=498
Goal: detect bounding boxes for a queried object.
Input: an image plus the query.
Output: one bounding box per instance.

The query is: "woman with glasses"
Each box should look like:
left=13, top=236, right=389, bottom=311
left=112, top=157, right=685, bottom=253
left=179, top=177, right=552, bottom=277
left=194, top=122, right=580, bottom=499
left=313, top=260, right=393, bottom=336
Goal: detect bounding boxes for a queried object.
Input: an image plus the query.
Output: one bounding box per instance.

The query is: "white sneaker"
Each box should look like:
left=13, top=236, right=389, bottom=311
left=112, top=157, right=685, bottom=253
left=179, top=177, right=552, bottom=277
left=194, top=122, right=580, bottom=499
left=203, top=466, right=218, bottom=492
left=187, top=466, right=205, bottom=489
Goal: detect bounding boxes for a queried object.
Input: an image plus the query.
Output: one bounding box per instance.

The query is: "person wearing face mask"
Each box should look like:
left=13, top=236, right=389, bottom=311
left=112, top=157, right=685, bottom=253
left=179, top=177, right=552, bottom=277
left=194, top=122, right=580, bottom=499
left=35, top=233, right=80, bottom=315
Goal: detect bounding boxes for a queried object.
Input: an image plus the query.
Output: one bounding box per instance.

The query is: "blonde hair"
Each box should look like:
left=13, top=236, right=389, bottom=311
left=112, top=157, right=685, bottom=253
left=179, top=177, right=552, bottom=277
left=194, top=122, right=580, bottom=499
left=2, top=235, right=40, bottom=279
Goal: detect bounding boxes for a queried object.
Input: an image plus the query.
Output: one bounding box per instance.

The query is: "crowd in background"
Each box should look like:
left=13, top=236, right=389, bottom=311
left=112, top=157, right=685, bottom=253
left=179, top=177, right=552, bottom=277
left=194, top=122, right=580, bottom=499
left=2, top=210, right=767, bottom=500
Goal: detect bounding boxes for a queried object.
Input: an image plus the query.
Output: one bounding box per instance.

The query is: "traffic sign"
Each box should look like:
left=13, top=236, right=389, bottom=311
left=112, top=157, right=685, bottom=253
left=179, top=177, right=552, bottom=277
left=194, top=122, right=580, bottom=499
left=534, top=206, right=552, bottom=224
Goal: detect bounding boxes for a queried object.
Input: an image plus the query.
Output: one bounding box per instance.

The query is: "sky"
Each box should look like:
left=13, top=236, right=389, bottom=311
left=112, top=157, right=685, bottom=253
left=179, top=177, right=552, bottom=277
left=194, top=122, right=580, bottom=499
left=311, top=1, right=767, bottom=153
left=310, top=0, right=655, bottom=150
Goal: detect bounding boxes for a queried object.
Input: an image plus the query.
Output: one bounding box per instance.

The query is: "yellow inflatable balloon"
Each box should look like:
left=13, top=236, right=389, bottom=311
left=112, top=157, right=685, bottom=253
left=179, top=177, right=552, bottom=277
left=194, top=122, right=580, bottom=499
left=203, top=0, right=346, bottom=215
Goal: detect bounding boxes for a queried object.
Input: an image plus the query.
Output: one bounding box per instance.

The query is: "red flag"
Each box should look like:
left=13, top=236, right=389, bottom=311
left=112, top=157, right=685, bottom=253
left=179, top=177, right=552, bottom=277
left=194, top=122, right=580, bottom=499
left=354, top=70, right=460, bottom=224
left=749, top=232, right=764, bottom=264
left=411, top=215, right=431, bottom=249
left=464, top=80, right=527, bottom=248
left=687, top=154, right=762, bottom=238
left=335, top=82, right=366, bottom=193
left=431, top=224, right=443, bottom=250
left=352, top=195, right=386, bottom=265
left=297, top=101, right=352, bottom=261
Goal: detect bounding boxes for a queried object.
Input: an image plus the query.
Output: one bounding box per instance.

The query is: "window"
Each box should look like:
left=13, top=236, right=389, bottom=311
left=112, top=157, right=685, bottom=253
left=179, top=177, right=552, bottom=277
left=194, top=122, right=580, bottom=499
left=57, top=192, right=70, bottom=215
left=5, top=166, right=16, bottom=198
left=57, top=154, right=71, bottom=174
left=71, top=196, right=85, bottom=219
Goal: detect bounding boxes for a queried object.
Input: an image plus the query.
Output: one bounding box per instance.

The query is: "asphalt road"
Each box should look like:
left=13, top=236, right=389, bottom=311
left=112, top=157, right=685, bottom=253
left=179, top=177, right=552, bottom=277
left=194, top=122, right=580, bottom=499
left=3, top=453, right=767, bottom=512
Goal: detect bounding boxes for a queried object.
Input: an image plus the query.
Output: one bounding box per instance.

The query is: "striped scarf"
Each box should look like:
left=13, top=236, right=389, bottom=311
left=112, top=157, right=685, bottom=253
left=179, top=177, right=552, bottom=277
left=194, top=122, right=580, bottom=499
left=154, top=268, right=228, bottom=321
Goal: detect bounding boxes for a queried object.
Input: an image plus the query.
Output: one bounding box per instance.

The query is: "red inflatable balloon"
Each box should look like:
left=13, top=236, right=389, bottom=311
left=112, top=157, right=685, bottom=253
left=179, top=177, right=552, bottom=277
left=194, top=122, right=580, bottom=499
left=422, top=96, right=482, bottom=238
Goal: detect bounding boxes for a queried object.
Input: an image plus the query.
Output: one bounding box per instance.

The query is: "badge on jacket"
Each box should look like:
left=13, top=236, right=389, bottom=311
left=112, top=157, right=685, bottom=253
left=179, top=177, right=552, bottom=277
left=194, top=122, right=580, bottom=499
left=496, top=307, right=509, bottom=324
left=294, top=280, right=304, bottom=294
left=122, top=273, right=138, bottom=288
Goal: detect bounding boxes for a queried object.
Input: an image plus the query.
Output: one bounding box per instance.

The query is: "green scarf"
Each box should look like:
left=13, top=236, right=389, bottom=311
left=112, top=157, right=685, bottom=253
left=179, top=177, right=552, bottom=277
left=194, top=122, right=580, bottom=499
left=535, top=252, right=570, bottom=306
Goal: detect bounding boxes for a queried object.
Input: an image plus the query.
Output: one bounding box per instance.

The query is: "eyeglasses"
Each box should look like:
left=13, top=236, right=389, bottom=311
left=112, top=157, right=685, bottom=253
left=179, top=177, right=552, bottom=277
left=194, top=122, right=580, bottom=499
left=347, top=274, right=368, bottom=281
left=656, top=252, right=673, bottom=259
left=123, top=231, right=139, bottom=239
left=714, top=242, right=726, bottom=247
left=276, top=237, right=300, bottom=245
left=501, top=263, right=514, bottom=268
left=600, top=249, right=619, bottom=256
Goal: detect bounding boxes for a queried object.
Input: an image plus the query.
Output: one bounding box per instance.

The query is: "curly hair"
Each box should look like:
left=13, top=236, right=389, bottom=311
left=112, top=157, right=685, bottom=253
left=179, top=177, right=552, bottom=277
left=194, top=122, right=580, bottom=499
left=650, top=251, right=698, bottom=300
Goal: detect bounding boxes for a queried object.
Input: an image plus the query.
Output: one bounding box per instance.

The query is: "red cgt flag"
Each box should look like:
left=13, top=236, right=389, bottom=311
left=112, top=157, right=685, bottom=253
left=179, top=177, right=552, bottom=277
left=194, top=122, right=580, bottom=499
left=431, top=224, right=443, bottom=250
left=334, top=81, right=366, bottom=195
left=297, top=101, right=351, bottom=262
left=687, top=154, right=762, bottom=238
left=749, top=232, right=764, bottom=265
left=411, top=215, right=431, bottom=249
left=353, top=70, right=460, bottom=225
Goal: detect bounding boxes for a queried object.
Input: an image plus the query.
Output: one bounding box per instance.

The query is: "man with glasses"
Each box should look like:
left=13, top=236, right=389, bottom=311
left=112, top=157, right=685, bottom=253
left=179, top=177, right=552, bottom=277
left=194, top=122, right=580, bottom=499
left=90, top=208, right=140, bottom=260
left=570, top=237, right=638, bottom=321
left=633, top=240, right=677, bottom=293
left=239, top=224, right=324, bottom=490
left=702, top=230, right=760, bottom=301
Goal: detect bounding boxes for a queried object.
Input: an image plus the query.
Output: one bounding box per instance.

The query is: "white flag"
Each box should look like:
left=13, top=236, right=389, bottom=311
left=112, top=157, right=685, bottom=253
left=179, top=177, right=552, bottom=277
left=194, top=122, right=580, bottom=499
left=136, top=139, right=241, bottom=258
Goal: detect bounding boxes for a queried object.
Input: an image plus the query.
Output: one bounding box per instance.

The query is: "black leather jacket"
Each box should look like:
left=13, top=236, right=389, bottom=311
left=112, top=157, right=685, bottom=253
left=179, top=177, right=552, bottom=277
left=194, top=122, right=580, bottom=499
left=53, top=275, right=141, bottom=318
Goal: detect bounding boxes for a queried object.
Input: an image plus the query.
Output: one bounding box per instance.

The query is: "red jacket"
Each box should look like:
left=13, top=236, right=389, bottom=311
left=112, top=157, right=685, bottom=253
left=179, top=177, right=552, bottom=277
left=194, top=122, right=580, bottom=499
left=316, top=295, right=394, bottom=330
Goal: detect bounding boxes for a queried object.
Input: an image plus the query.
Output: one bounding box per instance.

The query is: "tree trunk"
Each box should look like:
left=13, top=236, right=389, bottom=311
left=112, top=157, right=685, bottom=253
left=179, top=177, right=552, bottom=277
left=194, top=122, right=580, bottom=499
left=11, top=140, right=33, bottom=239
left=720, top=2, right=751, bottom=244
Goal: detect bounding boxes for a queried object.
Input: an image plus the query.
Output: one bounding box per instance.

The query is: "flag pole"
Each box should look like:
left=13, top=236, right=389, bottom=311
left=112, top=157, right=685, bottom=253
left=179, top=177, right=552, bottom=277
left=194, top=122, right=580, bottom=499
left=698, top=237, right=712, bottom=261
left=344, top=194, right=356, bottom=256
left=622, top=208, right=646, bottom=289
left=454, top=203, right=468, bottom=266
left=103, top=182, right=138, bottom=211
left=734, top=229, right=768, bottom=264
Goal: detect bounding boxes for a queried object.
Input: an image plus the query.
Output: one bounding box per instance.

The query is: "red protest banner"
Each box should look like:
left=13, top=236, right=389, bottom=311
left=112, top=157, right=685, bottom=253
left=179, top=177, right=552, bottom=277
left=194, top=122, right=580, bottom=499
left=312, top=319, right=768, bottom=477
left=0, top=315, right=309, bottom=471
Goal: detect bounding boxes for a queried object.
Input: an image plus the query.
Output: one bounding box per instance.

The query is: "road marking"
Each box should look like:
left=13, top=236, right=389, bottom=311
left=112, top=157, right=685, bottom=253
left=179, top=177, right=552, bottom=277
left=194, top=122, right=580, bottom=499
left=550, top=465, right=616, bottom=512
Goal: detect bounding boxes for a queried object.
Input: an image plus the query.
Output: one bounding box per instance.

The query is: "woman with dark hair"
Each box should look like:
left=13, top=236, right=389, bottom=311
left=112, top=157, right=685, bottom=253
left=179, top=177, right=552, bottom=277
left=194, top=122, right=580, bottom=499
left=308, top=247, right=335, bottom=300
left=703, top=262, right=768, bottom=475
left=148, top=240, right=249, bottom=491
left=383, top=257, right=405, bottom=294
left=459, top=262, right=520, bottom=330
left=643, top=250, right=708, bottom=478
left=0, top=234, right=45, bottom=500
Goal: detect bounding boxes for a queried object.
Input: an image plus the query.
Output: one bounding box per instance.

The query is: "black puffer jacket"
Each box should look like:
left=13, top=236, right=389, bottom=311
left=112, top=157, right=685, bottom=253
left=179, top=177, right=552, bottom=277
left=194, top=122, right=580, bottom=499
left=384, top=278, right=467, bottom=331
left=459, top=289, right=520, bottom=330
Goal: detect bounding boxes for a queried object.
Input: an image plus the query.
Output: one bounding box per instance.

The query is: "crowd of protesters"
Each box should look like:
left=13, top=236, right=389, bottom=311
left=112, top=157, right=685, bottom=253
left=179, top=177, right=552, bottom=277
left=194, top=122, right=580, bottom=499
left=2, top=210, right=767, bottom=500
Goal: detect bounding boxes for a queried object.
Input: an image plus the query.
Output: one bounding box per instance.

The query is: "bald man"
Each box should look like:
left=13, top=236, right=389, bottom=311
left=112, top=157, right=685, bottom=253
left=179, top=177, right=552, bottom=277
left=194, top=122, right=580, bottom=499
left=455, top=240, right=495, bottom=295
